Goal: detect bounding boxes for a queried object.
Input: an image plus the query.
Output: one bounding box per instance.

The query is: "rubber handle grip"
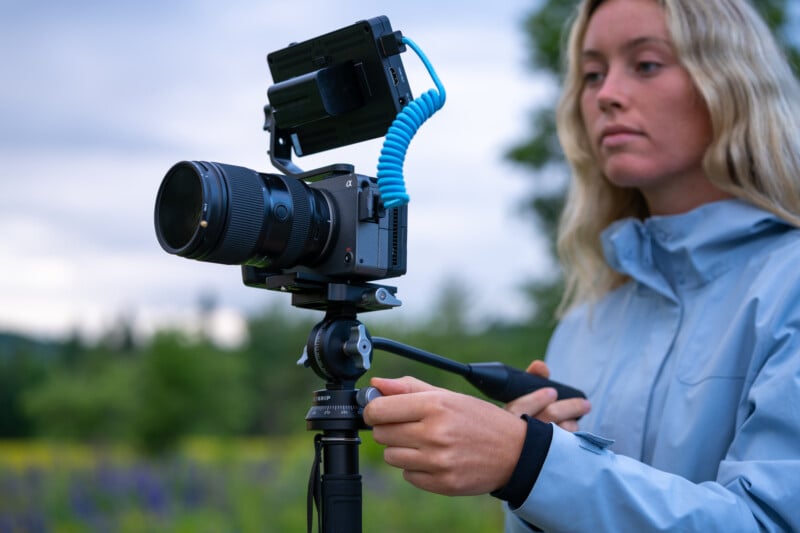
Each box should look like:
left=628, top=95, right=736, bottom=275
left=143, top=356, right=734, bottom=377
left=465, top=362, right=586, bottom=403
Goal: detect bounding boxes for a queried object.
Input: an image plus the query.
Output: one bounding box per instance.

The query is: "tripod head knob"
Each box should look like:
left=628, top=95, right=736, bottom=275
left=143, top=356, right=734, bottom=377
left=344, top=324, right=372, bottom=370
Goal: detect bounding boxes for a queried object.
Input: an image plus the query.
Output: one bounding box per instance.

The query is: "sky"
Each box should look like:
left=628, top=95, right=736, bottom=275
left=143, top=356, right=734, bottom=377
left=0, top=0, right=558, bottom=345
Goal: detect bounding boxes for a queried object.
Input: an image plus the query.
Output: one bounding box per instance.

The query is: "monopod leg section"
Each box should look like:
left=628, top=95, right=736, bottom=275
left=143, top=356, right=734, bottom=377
left=321, top=431, right=362, bottom=533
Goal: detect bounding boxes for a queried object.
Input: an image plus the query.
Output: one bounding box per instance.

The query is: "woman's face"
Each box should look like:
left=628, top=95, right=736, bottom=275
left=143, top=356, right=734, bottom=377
left=579, top=0, right=727, bottom=215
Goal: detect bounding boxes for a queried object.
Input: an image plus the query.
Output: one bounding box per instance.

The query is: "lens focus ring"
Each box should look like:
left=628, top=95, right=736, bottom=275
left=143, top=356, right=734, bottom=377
left=206, top=163, right=265, bottom=264
left=279, top=175, right=312, bottom=267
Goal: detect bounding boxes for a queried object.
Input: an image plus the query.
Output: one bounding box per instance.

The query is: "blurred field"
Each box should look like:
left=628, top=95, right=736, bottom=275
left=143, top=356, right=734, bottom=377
left=0, top=305, right=542, bottom=532
left=0, top=436, right=504, bottom=532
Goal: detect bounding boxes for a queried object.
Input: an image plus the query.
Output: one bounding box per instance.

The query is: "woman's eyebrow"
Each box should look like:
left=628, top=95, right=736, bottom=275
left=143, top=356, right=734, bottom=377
left=581, top=36, right=673, bottom=60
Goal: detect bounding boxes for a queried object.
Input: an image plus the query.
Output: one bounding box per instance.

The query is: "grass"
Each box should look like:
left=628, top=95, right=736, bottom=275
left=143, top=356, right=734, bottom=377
left=0, top=436, right=504, bottom=532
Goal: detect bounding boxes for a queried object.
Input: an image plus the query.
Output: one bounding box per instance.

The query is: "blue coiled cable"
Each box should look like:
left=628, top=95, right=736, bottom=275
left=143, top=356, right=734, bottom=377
left=377, top=36, right=446, bottom=209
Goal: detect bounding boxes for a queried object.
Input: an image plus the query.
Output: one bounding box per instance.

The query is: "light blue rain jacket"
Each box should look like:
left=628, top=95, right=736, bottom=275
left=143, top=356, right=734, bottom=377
left=505, top=199, right=800, bottom=532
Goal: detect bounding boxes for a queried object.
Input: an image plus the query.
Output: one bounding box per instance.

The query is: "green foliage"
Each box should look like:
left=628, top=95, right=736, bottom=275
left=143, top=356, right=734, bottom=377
left=21, top=333, right=252, bottom=455
left=11, top=282, right=556, bottom=451
left=132, top=333, right=252, bottom=454
left=427, top=277, right=472, bottom=336
left=23, top=357, right=137, bottom=441
left=521, top=0, right=580, bottom=74
left=243, top=306, right=322, bottom=435
left=507, top=108, right=562, bottom=173
left=0, top=339, right=48, bottom=438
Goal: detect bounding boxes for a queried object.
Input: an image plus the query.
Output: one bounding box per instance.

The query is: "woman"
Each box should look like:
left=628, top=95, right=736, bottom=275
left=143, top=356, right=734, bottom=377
left=364, top=0, right=800, bottom=530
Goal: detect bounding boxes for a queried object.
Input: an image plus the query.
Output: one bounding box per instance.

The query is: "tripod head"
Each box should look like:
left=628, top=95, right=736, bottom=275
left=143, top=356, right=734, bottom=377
left=244, top=267, right=400, bottom=399
left=255, top=273, right=400, bottom=533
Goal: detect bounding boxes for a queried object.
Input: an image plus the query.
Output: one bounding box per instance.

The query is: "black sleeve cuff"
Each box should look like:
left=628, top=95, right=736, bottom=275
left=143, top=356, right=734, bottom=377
left=490, top=415, right=553, bottom=509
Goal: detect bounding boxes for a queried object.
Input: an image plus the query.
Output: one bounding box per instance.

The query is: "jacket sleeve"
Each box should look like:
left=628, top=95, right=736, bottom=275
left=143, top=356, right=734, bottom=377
left=506, top=334, right=800, bottom=533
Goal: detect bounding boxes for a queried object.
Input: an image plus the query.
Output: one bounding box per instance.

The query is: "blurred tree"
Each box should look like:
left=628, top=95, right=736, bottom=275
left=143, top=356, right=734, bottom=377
left=23, top=355, right=137, bottom=441
left=98, top=312, right=138, bottom=354
left=0, top=336, right=49, bottom=437
left=508, top=0, right=800, bottom=321
left=23, top=332, right=252, bottom=454
left=427, top=277, right=471, bottom=337
left=241, top=306, right=319, bottom=435
left=133, top=332, right=252, bottom=454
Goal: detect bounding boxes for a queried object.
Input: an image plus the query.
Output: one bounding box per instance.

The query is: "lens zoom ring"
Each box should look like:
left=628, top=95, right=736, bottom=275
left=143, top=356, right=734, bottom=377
left=279, top=176, right=311, bottom=267
left=211, top=166, right=265, bottom=264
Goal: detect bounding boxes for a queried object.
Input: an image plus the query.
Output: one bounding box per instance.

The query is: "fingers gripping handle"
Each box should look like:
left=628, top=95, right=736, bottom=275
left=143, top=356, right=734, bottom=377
left=466, top=363, right=586, bottom=403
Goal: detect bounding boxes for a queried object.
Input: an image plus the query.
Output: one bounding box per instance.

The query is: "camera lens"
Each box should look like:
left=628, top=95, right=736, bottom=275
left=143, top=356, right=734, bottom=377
left=154, top=161, right=333, bottom=269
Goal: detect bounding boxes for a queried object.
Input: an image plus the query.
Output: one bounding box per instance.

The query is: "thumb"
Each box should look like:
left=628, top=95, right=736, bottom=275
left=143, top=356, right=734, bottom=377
left=526, top=359, right=551, bottom=379
left=370, top=376, right=441, bottom=396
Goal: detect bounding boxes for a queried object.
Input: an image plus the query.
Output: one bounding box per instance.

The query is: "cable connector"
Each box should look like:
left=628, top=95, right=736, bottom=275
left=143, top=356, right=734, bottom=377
left=380, top=31, right=406, bottom=57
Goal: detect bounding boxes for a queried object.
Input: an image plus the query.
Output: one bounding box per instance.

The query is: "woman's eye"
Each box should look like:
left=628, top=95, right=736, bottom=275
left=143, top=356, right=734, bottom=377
left=637, top=61, right=662, bottom=74
left=583, top=71, right=604, bottom=85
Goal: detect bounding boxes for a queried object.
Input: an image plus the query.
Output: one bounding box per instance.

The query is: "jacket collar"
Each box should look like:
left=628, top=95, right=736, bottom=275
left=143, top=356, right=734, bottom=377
left=602, top=199, right=789, bottom=298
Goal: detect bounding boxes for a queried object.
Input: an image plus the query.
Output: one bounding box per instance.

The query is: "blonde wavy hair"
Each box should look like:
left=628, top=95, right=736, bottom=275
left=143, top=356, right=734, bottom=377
left=556, top=0, right=800, bottom=315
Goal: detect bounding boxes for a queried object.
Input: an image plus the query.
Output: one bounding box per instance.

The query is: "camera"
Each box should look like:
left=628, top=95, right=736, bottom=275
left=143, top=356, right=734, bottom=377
left=154, top=160, right=407, bottom=280
left=153, top=16, right=414, bottom=304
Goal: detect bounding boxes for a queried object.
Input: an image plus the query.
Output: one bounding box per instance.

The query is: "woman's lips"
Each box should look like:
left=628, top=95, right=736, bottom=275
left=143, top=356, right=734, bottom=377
left=600, top=126, right=643, bottom=148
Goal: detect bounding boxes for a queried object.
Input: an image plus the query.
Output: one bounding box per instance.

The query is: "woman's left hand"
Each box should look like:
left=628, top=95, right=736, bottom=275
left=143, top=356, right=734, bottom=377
left=505, top=360, right=591, bottom=432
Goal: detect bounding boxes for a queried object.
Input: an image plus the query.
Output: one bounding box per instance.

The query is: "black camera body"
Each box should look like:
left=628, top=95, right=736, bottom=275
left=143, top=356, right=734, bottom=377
left=290, top=172, right=406, bottom=280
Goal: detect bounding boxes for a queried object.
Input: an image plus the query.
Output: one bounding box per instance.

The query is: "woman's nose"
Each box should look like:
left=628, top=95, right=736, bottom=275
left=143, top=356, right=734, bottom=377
left=596, top=68, right=628, bottom=112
